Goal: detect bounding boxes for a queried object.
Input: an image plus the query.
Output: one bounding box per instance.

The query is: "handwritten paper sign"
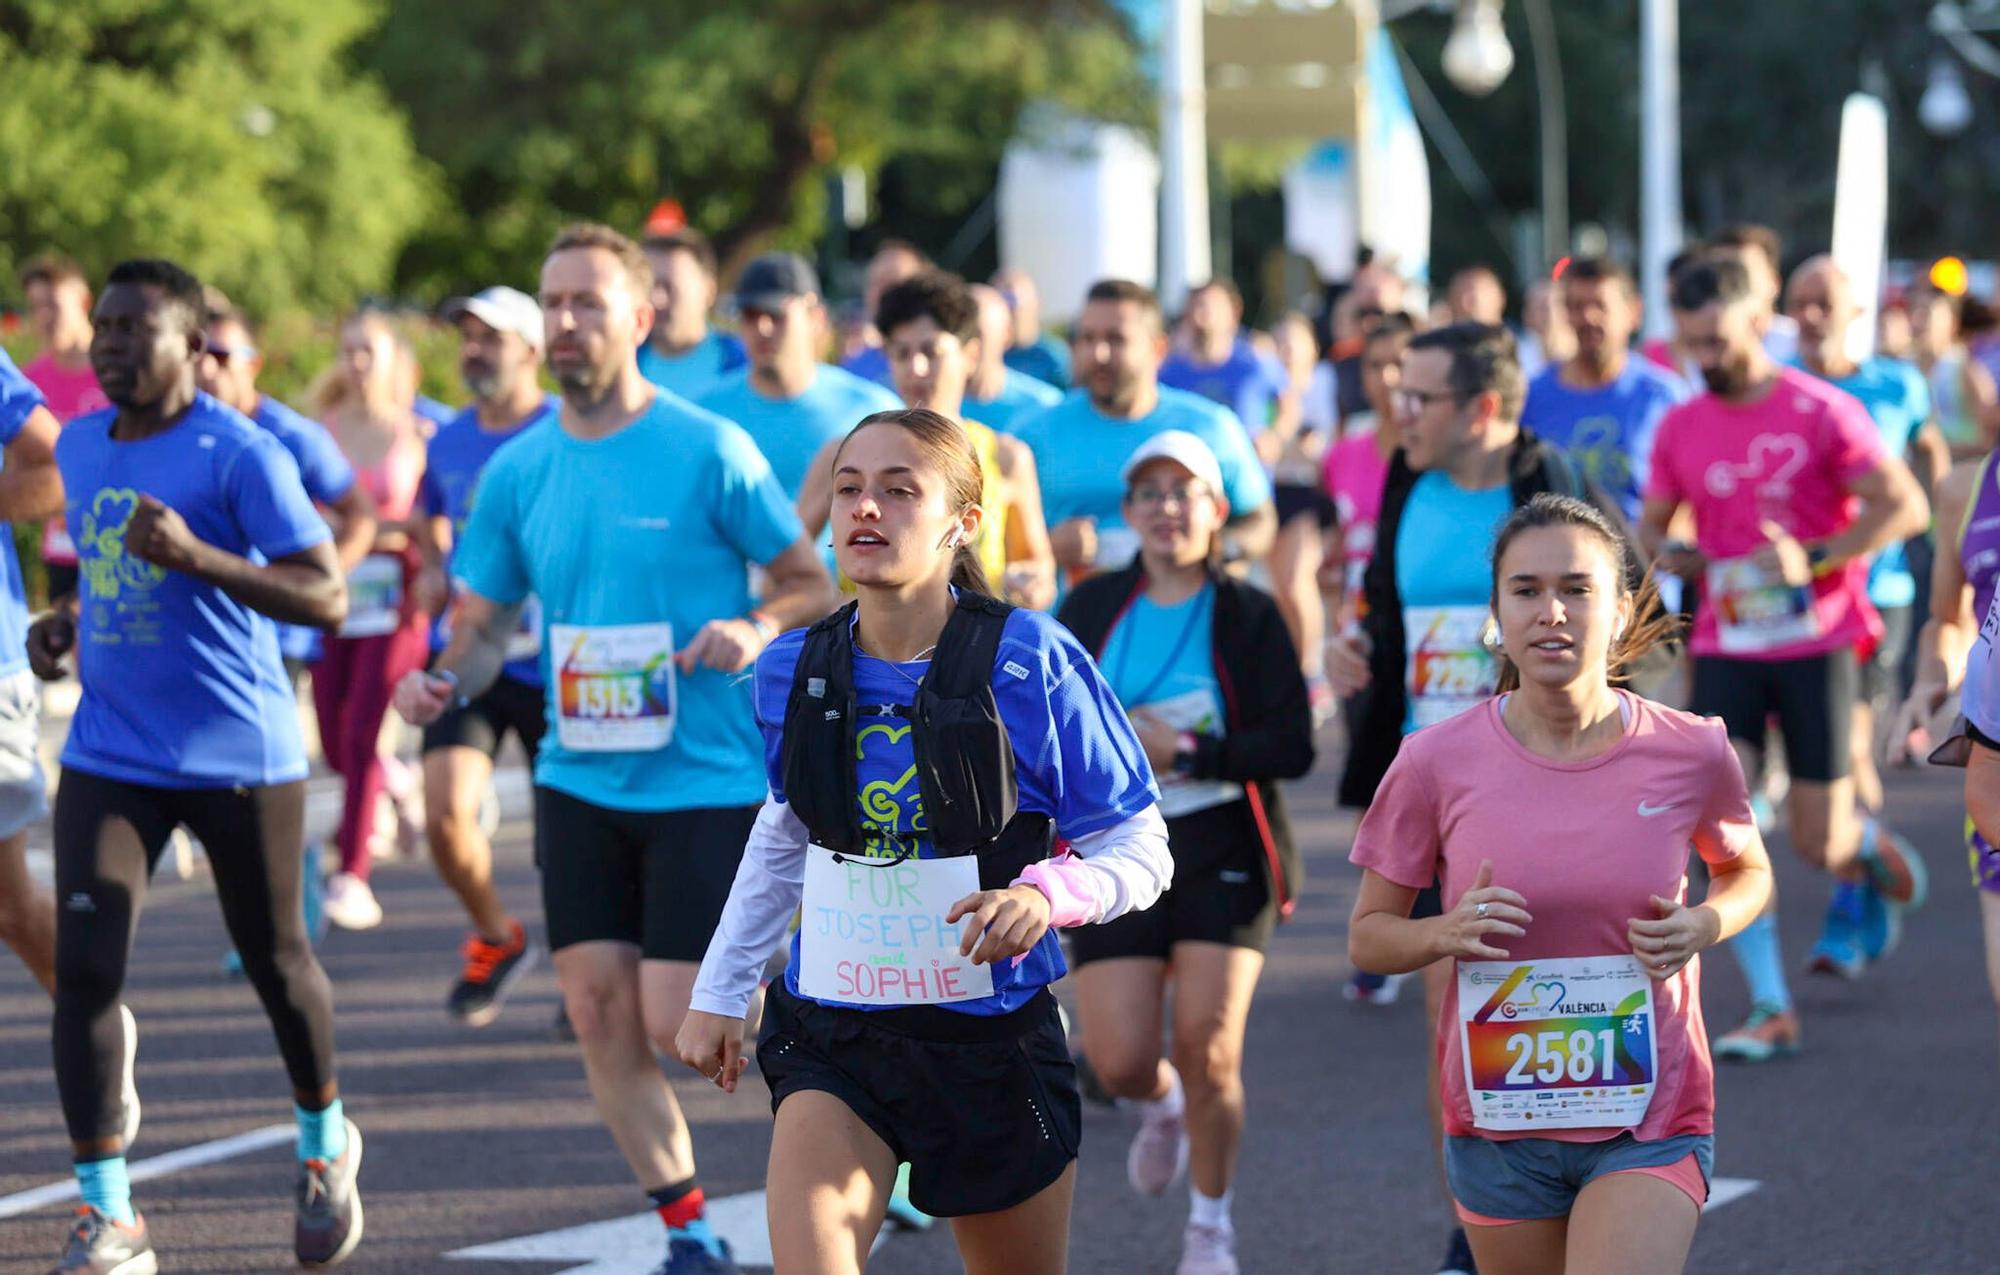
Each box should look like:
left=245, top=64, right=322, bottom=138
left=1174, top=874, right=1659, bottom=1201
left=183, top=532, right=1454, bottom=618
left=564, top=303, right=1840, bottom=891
left=797, top=845, right=994, bottom=1005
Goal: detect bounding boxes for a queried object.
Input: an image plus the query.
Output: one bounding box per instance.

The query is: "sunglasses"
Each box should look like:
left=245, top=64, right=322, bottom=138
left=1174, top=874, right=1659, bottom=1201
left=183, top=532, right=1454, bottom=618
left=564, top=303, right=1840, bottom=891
left=204, top=342, right=257, bottom=364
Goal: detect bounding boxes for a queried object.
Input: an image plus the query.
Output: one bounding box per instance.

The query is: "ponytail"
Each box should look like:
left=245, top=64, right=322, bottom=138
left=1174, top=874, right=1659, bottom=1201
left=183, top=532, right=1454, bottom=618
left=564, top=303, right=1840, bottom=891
left=949, top=540, right=993, bottom=598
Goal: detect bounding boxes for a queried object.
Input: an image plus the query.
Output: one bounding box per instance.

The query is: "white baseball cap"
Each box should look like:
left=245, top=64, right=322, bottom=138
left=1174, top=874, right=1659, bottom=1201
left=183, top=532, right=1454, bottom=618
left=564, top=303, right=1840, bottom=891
left=443, top=286, right=544, bottom=351
left=1120, top=429, right=1226, bottom=498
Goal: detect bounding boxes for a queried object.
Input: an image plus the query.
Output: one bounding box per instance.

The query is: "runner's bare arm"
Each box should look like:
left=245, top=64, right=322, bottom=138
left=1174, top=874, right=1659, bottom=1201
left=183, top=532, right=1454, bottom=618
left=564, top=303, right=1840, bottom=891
left=1814, top=456, right=1930, bottom=567
left=994, top=436, right=1056, bottom=609
left=0, top=405, right=63, bottom=524
left=1969, top=742, right=2000, bottom=848
left=1221, top=499, right=1278, bottom=562
left=409, top=511, right=451, bottom=616
left=415, top=590, right=523, bottom=709
left=1349, top=861, right=1531, bottom=975
left=322, top=481, right=379, bottom=575
left=1629, top=834, right=1772, bottom=980
left=122, top=495, right=346, bottom=628
left=794, top=436, right=842, bottom=544
left=754, top=534, right=839, bottom=632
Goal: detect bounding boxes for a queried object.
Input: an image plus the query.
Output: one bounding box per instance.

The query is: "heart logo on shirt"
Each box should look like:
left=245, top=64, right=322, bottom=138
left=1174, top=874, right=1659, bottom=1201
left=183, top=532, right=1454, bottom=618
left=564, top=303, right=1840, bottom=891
left=1703, top=433, right=1809, bottom=500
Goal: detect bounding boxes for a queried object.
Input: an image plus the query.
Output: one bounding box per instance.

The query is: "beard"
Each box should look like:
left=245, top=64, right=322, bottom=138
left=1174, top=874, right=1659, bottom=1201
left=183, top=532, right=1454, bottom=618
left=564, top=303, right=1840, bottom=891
left=1700, top=365, right=1737, bottom=395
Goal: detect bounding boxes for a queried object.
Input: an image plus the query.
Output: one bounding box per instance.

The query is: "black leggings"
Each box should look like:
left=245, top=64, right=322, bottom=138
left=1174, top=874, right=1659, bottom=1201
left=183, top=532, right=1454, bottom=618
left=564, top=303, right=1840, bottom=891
left=53, top=771, right=336, bottom=1145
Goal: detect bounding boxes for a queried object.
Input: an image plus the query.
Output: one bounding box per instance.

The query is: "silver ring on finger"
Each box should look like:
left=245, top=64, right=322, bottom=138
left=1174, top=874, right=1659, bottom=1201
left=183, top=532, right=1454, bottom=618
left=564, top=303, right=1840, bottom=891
left=1476, top=902, right=1490, bottom=919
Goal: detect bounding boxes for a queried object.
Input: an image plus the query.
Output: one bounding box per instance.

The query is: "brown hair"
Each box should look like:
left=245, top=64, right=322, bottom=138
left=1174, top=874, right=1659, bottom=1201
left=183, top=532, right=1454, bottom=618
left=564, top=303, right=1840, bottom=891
left=548, top=222, right=654, bottom=296
left=1085, top=278, right=1166, bottom=333
left=309, top=308, right=414, bottom=421
left=1488, top=494, right=1681, bottom=693
left=19, top=253, right=88, bottom=294
left=833, top=408, right=991, bottom=597
left=1407, top=321, right=1525, bottom=422
left=641, top=228, right=718, bottom=280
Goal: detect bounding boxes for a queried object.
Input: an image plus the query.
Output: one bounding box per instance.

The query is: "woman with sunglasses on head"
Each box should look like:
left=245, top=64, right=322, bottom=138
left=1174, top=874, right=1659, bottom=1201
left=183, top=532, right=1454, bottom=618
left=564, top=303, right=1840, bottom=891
left=1056, top=430, right=1314, bottom=1275
left=1348, top=494, right=1774, bottom=1275
left=677, top=408, right=1170, bottom=1275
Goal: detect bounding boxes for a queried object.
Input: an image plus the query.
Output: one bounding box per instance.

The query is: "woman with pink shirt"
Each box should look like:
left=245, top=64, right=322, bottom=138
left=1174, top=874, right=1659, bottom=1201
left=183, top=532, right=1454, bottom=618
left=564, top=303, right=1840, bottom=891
left=307, top=311, right=435, bottom=930
left=1348, top=494, right=1773, bottom=1275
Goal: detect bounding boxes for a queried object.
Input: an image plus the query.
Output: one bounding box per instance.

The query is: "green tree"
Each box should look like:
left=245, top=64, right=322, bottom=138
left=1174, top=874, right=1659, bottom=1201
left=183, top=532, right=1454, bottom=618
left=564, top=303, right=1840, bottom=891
left=0, top=0, right=437, bottom=318
left=361, top=0, right=1145, bottom=299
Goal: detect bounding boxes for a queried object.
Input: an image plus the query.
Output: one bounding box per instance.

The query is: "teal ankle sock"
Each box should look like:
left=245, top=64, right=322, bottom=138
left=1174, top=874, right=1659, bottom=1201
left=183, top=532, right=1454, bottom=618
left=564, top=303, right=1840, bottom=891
left=76, top=1156, right=135, bottom=1225
left=1729, top=910, right=1791, bottom=1013
left=295, top=1098, right=347, bottom=1163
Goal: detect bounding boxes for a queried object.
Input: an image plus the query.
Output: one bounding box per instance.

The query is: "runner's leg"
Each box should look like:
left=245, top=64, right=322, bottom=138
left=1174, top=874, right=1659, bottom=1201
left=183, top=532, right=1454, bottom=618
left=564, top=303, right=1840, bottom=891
left=951, top=1161, right=1076, bottom=1275
left=0, top=829, right=54, bottom=993
left=1563, top=1171, right=1699, bottom=1275
left=1166, top=941, right=1264, bottom=1199
left=1462, top=1218, right=1568, bottom=1275
left=423, top=745, right=510, bottom=941
left=765, top=1089, right=896, bottom=1275
left=1271, top=513, right=1326, bottom=679
left=1071, top=957, right=1170, bottom=1100
left=555, top=940, right=691, bottom=1185
left=1982, top=892, right=2000, bottom=1055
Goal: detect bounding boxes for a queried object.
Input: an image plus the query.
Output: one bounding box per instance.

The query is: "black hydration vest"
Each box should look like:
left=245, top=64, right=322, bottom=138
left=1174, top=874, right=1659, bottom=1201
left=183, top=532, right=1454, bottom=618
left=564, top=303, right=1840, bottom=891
left=780, top=592, right=1054, bottom=890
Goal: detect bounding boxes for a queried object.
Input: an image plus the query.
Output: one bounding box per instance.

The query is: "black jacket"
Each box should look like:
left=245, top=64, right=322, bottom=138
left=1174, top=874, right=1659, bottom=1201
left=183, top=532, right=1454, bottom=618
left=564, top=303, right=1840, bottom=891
left=1337, top=430, right=1631, bottom=808
left=1059, top=563, right=1315, bottom=920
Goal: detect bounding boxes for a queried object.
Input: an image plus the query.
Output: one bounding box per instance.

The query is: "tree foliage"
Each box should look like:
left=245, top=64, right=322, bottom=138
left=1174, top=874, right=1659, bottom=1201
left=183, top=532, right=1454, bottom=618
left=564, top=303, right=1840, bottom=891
left=0, top=0, right=437, bottom=317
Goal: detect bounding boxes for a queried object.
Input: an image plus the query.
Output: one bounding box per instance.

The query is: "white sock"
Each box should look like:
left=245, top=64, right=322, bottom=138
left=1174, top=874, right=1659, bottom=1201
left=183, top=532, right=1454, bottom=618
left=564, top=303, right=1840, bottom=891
left=1189, top=1186, right=1233, bottom=1231
left=1144, top=1065, right=1184, bottom=1117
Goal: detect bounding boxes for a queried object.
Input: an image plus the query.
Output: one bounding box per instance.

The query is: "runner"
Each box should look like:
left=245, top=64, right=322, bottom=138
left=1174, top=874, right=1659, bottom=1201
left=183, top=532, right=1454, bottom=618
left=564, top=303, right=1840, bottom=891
left=1638, top=259, right=1931, bottom=1057
left=1446, top=267, right=1507, bottom=328
left=1330, top=263, right=1410, bottom=421
left=1159, top=278, right=1289, bottom=431
left=1260, top=313, right=1341, bottom=716
left=841, top=240, right=931, bottom=388
left=798, top=271, right=1057, bottom=609
left=31, top=258, right=360, bottom=1272
left=1909, top=282, right=2000, bottom=463
left=1518, top=277, right=1575, bottom=381
left=1323, top=315, right=1416, bottom=633
left=964, top=284, right=1062, bottom=433
left=309, top=310, right=436, bottom=930
left=1058, top=431, right=1313, bottom=1275
left=992, top=267, right=1072, bottom=390
left=637, top=229, right=746, bottom=401
left=1348, top=493, right=1774, bottom=1275
left=1327, top=321, right=1626, bottom=1275
left=1010, top=279, right=1275, bottom=588
left=410, top=286, right=558, bottom=1026
left=392, top=223, right=835, bottom=1275
left=676, top=406, right=1171, bottom=1275
left=17, top=255, right=108, bottom=603
left=697, top=252, right=900, bottom=500
left=1702, top=225, right=1800, bottom=364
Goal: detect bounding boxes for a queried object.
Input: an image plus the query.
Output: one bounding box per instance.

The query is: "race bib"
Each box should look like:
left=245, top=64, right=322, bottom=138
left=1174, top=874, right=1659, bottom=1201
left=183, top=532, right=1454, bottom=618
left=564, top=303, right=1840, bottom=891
left=550, top=622, right=676, bottom=752
left=798, top=845, right=995, bottom=1005
left=1139, top=687, right=1243, bottom=818
left=340, top=554, right=405, bottom=638
left=42, top=520, right=77, bottom=566
left=1457, top=955, right=1657, bottom=1131
left=1707, top=557, right=1822, bottom=654
left=505, top=595, right=543, bottom=662
left=1405, top=606, right=1497, bottom=728
left=1094, top=525, right=1142, bottom=570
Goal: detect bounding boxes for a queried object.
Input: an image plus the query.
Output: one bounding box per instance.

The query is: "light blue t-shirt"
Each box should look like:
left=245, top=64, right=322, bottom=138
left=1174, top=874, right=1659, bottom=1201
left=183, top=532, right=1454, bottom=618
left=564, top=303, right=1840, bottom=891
left=699, top=366, right=902, bottom=498
left=966, top=369, right=1062, bottom=436
left=1521, top=360, right=1686, bottom=521
left=1101, top=584, right=1220, bottom=716
left=454, top=394, right=804, bottom=812
left=1159, top=338, right=1289, bottom=431
left=1010, top=387, right=1274, bottom=552
left=1395, top=471, right=1511, bottom=736
left=637, top=330, right=747, bottom=403
left=1800, top=357, right=1929, bottom=610
left=755, top=606, right=1159, bottom=1016
left=58, top=394, right=331, bottom=788
left=0, top=351, right=45, bottom=680
left=251, top=397, right=356, bottom=666
left=1005, top=335, right=1071, bottom=390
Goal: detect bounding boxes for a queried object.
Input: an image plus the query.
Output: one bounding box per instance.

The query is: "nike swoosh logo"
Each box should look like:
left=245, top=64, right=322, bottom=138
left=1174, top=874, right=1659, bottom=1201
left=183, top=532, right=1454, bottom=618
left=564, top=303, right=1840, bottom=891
left=1637, top=801, right=1679, bottom=817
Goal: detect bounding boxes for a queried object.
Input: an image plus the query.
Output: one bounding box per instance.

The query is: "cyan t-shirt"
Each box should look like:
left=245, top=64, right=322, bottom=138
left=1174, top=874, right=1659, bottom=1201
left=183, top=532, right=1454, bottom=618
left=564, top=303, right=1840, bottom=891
left=1010, top=386, right=1274, bottom=558
left=754, top=605, right=1158, bottom=1015
left=966, top=369, right=1062, bottom=435
left=1005, top=336, right=1071, bottom=390
left=0, top=351, right=44, bottom=679
left=453, top=394, right=804, bottom=812
left=1800, top=357, right=1930, bottom=610
left=637, top=330, right=747, bottom=403
left=1521, top=360, right=1685, bottom=522
left=59, top=394, right=331, bottom=787
left=1101, top=584, right=1220, bottom=714
left=698, top=366, right=902, bottom=498
left=251, top=397, right=356, bottom=666
left=1395, top=471, right=1511, bottom=735
left=1159, top=338, right=1289, bottom=431
left=419, top=396, right=559, bottom=685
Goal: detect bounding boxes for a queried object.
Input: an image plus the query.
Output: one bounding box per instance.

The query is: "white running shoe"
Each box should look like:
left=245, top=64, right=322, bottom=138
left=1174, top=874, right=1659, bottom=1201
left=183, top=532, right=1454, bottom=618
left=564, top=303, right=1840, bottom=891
left=322, top=873, right=383, bottom=931
left=1125, top=1075, right=1189, bottom=1197
left=1176, top=1223, right=1239, bottom=1275
left=118, top=1004, right=141, bottom=1148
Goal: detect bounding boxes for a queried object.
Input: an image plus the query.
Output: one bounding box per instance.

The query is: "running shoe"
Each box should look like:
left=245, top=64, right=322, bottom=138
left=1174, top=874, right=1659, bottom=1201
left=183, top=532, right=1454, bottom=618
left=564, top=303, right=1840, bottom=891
left=447, top=920, right=539, bottom=1027
left=1855, top=878, right=1902, bottom=963
left=321, top=873, right=382, bottom=932
left=46, top=1206, right=156, bottom=1275
left=1177, top=1223, right=1239, bottom=1275
left=1806, top=882, right=1867, bottom=980
left=1711, top=1004, right=1801, bottom=1063
left=1859, top=822, right=1928, bottom=909
left=118, top=1005, right=140, bottom=1149
left=882, top=1162, right=933, bottom=1231
left=1126, top=1076, right=1189, bottom=1196
left=1341, top=971, right=1406, bottom=1005
left=648, top=1237, right=740, bottom=1274
left=294, top=1118, right=363, bottom=1267
left=1437, top=1225, right=1478, bottom=1275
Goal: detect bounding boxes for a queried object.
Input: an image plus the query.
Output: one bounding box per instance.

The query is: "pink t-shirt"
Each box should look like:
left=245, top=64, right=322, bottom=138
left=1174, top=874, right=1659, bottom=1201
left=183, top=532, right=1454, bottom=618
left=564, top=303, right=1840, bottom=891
left=1349, top=691, right=1755, bottom=1145
left=1644, top=366, right=1886, bottom=660
left=1324, top=421, right=1391, bottom=600
left=21, top=354, right=108, bottom=567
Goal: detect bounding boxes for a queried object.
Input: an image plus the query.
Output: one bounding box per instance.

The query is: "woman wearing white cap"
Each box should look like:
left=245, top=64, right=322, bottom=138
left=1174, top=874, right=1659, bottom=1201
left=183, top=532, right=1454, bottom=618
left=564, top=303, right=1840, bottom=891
left=1057, top=429, right=1315, bottom=1275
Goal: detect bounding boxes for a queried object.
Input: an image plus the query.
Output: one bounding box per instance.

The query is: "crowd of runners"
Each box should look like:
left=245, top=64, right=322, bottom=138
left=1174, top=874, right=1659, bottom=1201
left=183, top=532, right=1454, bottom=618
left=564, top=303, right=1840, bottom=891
left=0, top=216, right=1995, bottom=1275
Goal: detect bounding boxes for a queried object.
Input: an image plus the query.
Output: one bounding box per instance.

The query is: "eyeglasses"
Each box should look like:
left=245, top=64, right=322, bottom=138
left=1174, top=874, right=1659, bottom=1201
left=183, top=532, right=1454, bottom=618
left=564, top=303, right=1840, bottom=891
left=1128, top=481, right=1211, bottom=509
left=1393, top=388, right=1459, bottom=416
left=204, top=343, right=257, bottom=364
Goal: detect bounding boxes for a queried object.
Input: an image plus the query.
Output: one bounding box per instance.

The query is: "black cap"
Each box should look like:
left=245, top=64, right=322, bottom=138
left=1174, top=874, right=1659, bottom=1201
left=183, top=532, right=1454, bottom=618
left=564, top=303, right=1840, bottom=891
left=733, top=252, right=821, bottom=312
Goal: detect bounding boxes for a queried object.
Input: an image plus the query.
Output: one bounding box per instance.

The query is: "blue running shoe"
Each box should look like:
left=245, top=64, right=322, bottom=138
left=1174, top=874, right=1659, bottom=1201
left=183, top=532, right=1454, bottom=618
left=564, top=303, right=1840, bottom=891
left=1858, top=821, right=1928, bottom=911
left=883, top=1162, right=933, bottom=1231
left=1807, top=882, right=1867, bottom=979
left=649, top=1236, right=738, bottom=1275
left=1856, top=878, right=1902, bottom=962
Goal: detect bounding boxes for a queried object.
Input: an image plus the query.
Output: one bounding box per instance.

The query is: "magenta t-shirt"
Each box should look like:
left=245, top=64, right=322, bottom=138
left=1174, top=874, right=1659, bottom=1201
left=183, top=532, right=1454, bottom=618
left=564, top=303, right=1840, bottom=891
left=1324, top=422, right=1391, bottom=597
left=21, top=355, right=108, bottom=568
left=1349, top=692, right=1756, bottom=1144
left=1644, top=366, right=1886, bottom=660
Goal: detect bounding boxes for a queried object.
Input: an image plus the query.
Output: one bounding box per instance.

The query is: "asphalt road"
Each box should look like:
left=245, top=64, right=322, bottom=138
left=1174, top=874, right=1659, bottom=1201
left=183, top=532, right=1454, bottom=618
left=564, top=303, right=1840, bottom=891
left=2, top=732, right=1994, bottom=1274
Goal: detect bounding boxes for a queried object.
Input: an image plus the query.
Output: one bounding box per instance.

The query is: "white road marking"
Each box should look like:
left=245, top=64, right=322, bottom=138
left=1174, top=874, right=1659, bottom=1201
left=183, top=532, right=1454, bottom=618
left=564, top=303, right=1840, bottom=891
left=1705, top=1176, right=1761, bottom=1211
left=0, top=1123, right=294, bottom=1221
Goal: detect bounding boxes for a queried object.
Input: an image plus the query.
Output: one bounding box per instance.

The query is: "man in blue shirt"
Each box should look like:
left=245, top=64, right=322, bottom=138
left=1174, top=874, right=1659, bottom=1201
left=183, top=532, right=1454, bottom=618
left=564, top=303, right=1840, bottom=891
left=30, top=259, right=360, bottom=1273
left=1521, top=256, right=1686, bottom=523
left=1010, top=279, right=1276, bottom=585
left=966, top=283, right=1062, bottom=433
left=1159, top=277, right=1289, bottom=431
left=993, top=266, right=1072, bottom=389
left=395, top=224, right=835, bottom=1275
left=638, top=229, right=746, bottom=402
left=698, top=253, right=901, bottom=498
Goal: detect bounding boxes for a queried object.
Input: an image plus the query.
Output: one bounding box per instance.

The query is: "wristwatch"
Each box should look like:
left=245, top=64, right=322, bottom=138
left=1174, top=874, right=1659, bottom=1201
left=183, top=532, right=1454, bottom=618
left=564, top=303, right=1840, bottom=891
left=745, top=610, right=778, bottom=643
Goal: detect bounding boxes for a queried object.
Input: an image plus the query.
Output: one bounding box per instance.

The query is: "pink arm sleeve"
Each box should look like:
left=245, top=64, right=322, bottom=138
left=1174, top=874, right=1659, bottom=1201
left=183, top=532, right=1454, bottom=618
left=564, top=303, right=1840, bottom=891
left=1015, top=854, right=1100, bottom=928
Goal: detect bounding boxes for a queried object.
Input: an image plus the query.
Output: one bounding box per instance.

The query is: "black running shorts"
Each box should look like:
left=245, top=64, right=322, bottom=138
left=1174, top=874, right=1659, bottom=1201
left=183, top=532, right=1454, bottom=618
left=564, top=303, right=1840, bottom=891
left=422, top=673, right=547, bottom=762
left=1069, top=801, right=1278, bottom=961
left=1690, top=648, right=1857, bottom=783
left=758, top=981, right=1081, bottom=1218
left=535, top=789, right=756, bottom=961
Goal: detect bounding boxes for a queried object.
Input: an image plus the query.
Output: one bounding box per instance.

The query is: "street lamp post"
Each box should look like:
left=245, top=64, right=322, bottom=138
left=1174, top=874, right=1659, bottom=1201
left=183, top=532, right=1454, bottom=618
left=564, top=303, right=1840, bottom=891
left=1639, top=0, right=1681, bottom=340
